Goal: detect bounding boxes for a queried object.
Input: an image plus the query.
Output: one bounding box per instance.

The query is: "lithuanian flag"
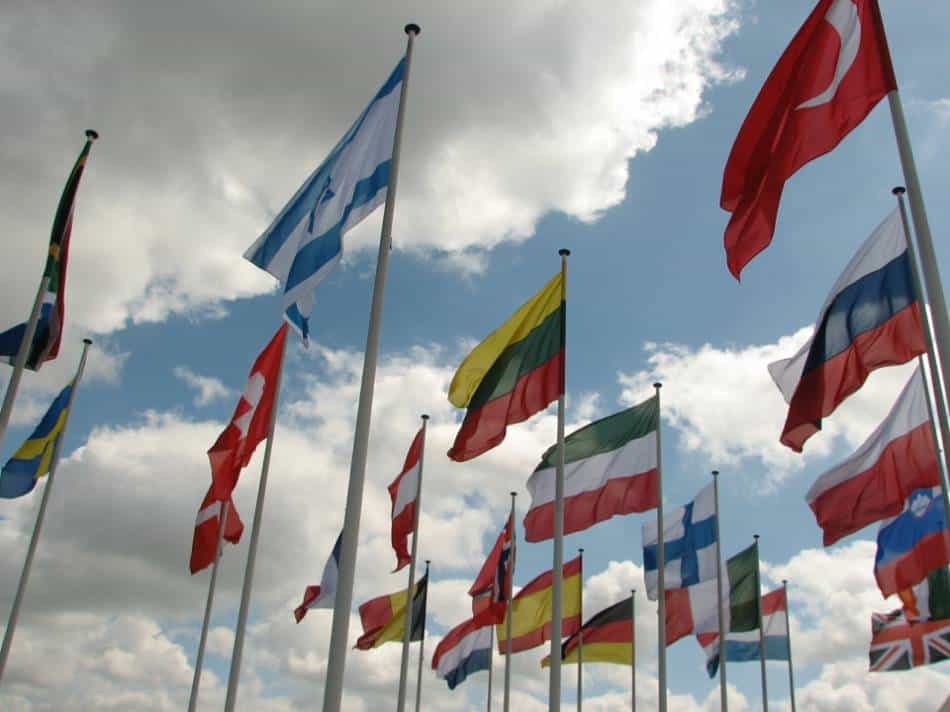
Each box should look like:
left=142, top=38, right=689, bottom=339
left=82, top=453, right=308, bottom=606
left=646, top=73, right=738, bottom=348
left=447, top=272, right=565, bottom=462
left=355, top=573, right=427, bottom=650
left=542, top=595, right=634, bottom=667
left=496, top=555, right=581, bottom=653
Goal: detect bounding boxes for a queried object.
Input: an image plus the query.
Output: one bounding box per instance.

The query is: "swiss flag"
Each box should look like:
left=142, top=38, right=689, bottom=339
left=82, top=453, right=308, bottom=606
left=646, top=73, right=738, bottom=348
left=721, top=0, right=897, bottom=279
left=209, top=324, right=288, bottom=500
left=190, top=486, right=244, bottom=574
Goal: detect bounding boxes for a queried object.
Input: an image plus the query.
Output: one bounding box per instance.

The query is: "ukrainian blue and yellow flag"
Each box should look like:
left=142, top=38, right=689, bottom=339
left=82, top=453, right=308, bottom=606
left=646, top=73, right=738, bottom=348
left=0, top=382, right=73, bottom=498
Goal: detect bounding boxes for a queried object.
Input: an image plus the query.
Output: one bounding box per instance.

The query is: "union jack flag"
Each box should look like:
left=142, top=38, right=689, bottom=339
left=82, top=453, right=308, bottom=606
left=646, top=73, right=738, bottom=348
left=869, top=610, right=950, bottom=671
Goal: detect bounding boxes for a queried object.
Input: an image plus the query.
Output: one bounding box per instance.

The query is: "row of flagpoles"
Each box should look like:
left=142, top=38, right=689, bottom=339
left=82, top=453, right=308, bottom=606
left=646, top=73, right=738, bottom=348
left=3, top=0, right=950, bottom=709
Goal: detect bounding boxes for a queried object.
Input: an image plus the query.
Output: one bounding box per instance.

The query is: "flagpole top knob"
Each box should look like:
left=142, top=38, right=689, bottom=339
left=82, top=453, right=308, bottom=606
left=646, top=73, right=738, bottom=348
left=753, top=533, right=760, bottom=541
left=510, top=491, right=517, bottom=497
left=558, top=248, right=571, bottom=257
left=782, top=579, right=787, bottom=585
left=82, top=338, right=93, bottom=345
left=653, top=382, right=662, bottom=390
left=578, top=548, right=584, bottom=554
left=85, top=129, right=99, bottom=141
left=421, top=414, right=429, bottom=420
left=711, top=469, right=719, bottom=477
left=405, top=23, right=421, bottom=36
left=425, top=559, right=431, bottom=565
left=892, top=186, right=906, bottom=196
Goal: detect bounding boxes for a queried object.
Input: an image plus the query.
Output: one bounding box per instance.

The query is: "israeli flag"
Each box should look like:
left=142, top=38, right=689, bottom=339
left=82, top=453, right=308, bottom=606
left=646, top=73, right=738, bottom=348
left=244, top=57, right=406, bottom=339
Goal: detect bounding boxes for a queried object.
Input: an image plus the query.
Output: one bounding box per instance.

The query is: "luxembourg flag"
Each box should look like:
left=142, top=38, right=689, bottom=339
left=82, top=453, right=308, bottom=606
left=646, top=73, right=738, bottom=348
left=431, top=616, right=493, bottom=690
left=294, top=531, right=342, bottom=622
left=243, top=58, right=405, bottom=340
left=769, top=209, right=925, bottom=452
left=875, top=487, right=950, bottom=597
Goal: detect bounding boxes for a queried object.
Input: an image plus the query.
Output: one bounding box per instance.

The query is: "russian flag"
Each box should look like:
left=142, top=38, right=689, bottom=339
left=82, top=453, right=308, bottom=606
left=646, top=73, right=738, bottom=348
left=769, top=209, right=925, bottom=452
left=806, top=367, right=941, bottom=546
left=432, top=616, right=492, bottom=690
left=875, top=487, right=950, bottom=597
left=294, top=531, right=342, bottom=622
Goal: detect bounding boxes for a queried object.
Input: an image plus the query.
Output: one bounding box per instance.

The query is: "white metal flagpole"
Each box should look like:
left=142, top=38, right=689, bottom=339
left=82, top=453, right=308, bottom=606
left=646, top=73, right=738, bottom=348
left=223, top=335, right=288, bottom=712
left=712, top=470, right=728, bottom=712
left=781, top=580, right=796, bottom=712
left=398, top=415, right=428, bottom=712
left=630, top=589, right=636, bottom=712
left=486, top=625, right=494, bottom=712
left=654, top=382, right=667, bottom=712
left=414, top=559, right=430, bottom=712
left=0, top=338, right=92, bottom=684
left=753, top=535, right=767, bottom=712
left=188, top=500, right=230, bottom=712
left=577, top=548, right=584, bottom=712
left=503, top=491, right=516, bottom=712
left=322, top=24, right=420, bottom=712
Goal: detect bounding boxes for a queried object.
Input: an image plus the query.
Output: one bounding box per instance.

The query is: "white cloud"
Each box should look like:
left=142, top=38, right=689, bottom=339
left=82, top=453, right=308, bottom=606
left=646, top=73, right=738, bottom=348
left=173, top=365, right=232, bottom=406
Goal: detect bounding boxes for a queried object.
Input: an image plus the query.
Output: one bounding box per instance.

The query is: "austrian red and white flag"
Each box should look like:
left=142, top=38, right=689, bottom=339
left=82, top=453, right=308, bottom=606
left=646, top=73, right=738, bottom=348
left=190, top=486, right=244, bottom=574
left=209, top=324, right=288, bottom=500
left=388, top=426, right=425, bottom=571
left=721, top=0, right=897, bottom=279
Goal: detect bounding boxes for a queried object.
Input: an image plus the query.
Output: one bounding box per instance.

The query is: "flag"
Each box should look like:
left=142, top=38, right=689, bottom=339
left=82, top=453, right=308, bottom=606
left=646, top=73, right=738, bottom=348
left=720, top=0, right=896, bottom=278
left=642, top=483, right=717, bottom=600
left=0, top=381, right=73, bottom=498
left=524, top=396, right=659, bottom=542
left=208, top=324, right=288, bottom=501
left=495, top=555, right=581, bottom=654
left=665, top=543, right=759, bottom=646
left=294, top=531, right=342, bottom=622
left=875, top=487, right=950, bottom=596
left=355, top=573, right=427, bottom=650
left=432, top=616, right=493, bottom=690
left=769, top=210, right=925, bottom=452
left=447, top=272, right=565, bottom=462
left=805, top=367, right=939, bottom=545
left=388, top=427, right=424, bottom=572
left=469, top=518, right=514, bottom=624
left=869, top=609, right=950, bottom=671
left=698, top=587, right=790, bottom=678
left=541, top=594, right=634, bottom=667
left=899, top=566, right=950, bottom=622
left=243, top=59, right=406, bottom=340
left=0, top=133, right=97, bottom=370
left=189, top=487, right=244, bottom=574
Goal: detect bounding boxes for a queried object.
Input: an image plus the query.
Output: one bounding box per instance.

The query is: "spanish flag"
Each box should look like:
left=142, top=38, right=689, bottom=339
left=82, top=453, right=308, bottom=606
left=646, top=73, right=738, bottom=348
left=542, top=594, right=634, bottom=667
left=496, top=555, right=581, bottom=653
left=447, top=272, right=565, bottom=462
left=355, top=573, right=428, bottom=650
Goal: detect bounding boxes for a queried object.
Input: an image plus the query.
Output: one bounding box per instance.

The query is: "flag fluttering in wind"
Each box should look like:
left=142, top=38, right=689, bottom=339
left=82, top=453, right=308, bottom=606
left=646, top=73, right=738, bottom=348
left=189, top=488, right=244, bottom=574
left=642, top=483, right=717, bottom=600
left=525, top=396, right=659, bottom=542
left=432, top=616, right=493, bottom=690
left=899, top=566, right=950, bottom=622
left=875, top=487, right=950, bottom=597
left=356, top=573, right=428, bottom=650
left=541, top=594, right=634, bottom=667
left=208, top=324, right=288, bottom=501
left=869, top=609, right=950, bottom=671
left=469, top=518, right=514, bottom=624
left=720, top=0, right=896, bottom=278
left=495, top=555, right=581, bottom=654
left=243, top=59, right=406, bottom=340
left=0, top=381, right=73, bottom=498
left=447, top=272, right=565, bottom=462
left=769, top=210, right=925, bottom=452
left=0, top=133, right=97, bottom=370
left=294, top=531, right=342, bottom=622
left=806, top=367, right=939, bottom=545
left=388, top=427, right=424, bottom=572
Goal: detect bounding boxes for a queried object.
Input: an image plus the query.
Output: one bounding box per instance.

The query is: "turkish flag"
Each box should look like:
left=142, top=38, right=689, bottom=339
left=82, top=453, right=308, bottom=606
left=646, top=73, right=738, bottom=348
left=721, top=0, right=897, bottom=279
left=190, top=487, right=244, bottom=574
left=208, top=323, right=288, bottom=500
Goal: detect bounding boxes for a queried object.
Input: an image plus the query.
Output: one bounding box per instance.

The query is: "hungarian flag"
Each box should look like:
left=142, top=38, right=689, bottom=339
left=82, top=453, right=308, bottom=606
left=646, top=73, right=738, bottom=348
left=469, top=517, right=514, bottom=624
left=447, top=272, right=564, bottom=462
left=496, top=555, right=581, bottom=653
left=387, top=427, right=424, bottom=572
left=525, top=396, right=659, bottom=542
left=355, top=573, right=428, bottom=650
left=209, top=324, right=288, bottom=500
left=542, top=594, right=634, bottom=667
left=721, top=0, right=896, bottom=278
left=190, top=487, right=244, bottom=574
left=0, top=131, right=98, bottom=370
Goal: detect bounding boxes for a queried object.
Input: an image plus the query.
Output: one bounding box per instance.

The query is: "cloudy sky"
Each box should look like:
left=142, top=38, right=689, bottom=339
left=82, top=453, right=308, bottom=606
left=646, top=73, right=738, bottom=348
left=1, top=0, right=949, bottom=710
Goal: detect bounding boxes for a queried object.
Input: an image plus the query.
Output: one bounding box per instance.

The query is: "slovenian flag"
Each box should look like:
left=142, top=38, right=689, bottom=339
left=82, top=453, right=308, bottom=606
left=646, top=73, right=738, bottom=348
left=875, top=487, right=950, bottom=597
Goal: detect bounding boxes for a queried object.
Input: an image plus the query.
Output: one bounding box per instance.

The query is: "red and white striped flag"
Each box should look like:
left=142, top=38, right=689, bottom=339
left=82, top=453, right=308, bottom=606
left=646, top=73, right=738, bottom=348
left=190, top=486, right=243, bottom=574
left=387, top=427, right=424, bottom=571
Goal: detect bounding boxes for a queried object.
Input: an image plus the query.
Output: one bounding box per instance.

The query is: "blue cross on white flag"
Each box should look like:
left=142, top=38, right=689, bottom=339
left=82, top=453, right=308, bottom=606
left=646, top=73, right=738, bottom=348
left=642, top=482, right=718, bottom=600
left=244, top=57, right=406, bottom=340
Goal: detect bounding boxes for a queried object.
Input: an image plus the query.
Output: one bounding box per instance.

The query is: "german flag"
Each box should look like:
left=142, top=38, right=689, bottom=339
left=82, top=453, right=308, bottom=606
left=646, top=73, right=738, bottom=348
left=496, top=555, right=581, bottom=653
left=447, top=272, right=565, bottom=462
left=355, top=573, right=427, bottom=650
left=542, top=595, right=634, bottom=667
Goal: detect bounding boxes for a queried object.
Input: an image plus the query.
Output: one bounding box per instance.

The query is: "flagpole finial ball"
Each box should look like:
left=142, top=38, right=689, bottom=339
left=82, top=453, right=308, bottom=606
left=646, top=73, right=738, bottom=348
left=510, top=491, right=517, bottom=497
left=85, top=129, right=99, bottom=141
left=892, top=186, right=906, bottom=196
left=421, top=414, right=429, bottom=420
left=404, top=23, right=421, bottom=36
left=426, top=559, right=431, bottom=565
left=83, top=338, right=93, bottom=345
left=578, top=548, right=584, bottom=554
left=653, top=382, right=662, bottom=390
left=782, top=579, right=787, bottom=585
left=753, top=534, right=760, bottom=541
left=558, top=248, right=571, bottom=257
left=711, top=470, right=719, bottom=477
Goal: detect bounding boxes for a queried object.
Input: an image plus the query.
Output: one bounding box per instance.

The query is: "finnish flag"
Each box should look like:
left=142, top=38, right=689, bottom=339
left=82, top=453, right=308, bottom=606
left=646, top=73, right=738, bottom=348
left=244, top=57, right=406, bottom=339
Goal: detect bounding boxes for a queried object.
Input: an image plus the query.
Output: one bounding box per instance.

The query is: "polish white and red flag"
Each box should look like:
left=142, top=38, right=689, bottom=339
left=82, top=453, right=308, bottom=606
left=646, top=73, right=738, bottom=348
left=721, top=0, right=897, bottom=279
left=190, top=486, right=244, bottom=574
left=388, top=427, right=425, bottom=572
left=208, top=324, right=288, bottom=500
